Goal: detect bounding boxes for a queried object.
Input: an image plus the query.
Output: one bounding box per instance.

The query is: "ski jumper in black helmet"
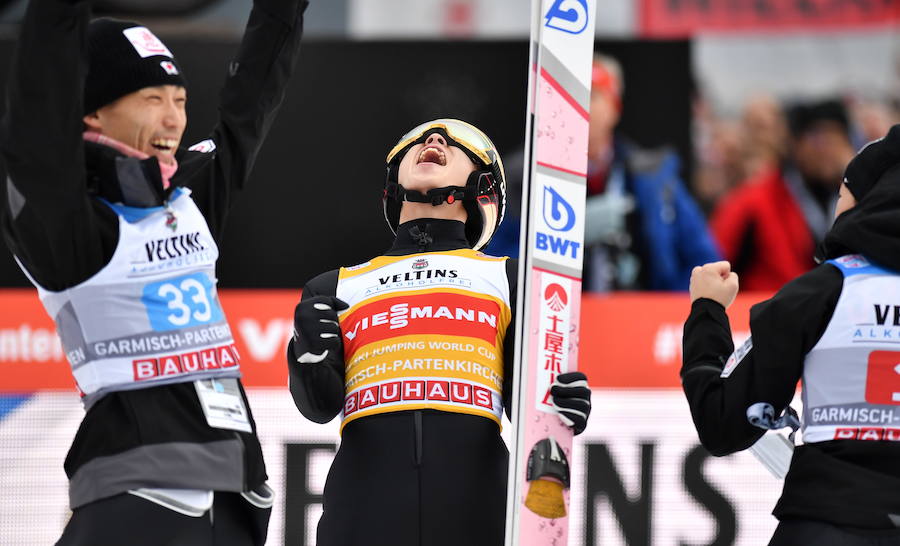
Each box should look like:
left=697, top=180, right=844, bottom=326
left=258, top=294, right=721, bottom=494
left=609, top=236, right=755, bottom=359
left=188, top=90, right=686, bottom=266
left=287, top=118, right=592, bottom=545
left=383, top=118, right=507, bottom=250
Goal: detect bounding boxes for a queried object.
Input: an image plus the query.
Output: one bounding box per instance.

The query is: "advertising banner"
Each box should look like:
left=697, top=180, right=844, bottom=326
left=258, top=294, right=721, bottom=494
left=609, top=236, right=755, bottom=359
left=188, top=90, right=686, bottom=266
left=0, top=289, right=770, bottom=391
left=0, top=389, right=785, bottom=545
left=640, top=0, right=900, bottom=37
left=0, top=289, right=785, bottom=545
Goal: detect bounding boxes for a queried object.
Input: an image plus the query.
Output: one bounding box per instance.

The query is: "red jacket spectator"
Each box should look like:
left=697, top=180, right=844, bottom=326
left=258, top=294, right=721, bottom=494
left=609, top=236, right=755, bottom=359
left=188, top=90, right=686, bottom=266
left=710, top=167, right=817, bottom=291
left=711, top=99, right=855, bottom=291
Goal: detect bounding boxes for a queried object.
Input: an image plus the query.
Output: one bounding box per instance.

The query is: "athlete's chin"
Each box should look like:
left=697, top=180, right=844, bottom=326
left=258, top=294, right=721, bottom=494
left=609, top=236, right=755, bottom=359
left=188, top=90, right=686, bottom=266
left=401, top=175, right=448, bottom=193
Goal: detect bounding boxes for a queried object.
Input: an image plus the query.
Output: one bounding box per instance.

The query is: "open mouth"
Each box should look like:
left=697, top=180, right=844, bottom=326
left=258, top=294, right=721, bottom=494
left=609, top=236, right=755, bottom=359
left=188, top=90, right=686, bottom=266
left=150, top=137, right=178, bottom=153
left=416, top=146, right=446, bottom=166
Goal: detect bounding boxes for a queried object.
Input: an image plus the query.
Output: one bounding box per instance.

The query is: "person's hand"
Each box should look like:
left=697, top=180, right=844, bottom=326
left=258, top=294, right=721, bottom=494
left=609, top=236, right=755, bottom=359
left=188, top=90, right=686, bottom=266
left=689, top=261, right=739, bottom=308
left=291, top=296, right=349, bottom=364
left=550, top=372, right=591, bottom=435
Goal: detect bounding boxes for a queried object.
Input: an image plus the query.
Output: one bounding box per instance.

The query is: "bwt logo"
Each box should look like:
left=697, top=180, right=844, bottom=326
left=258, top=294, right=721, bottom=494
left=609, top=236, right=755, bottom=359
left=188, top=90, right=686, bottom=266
left=544, top=0, right=589, bottom=35
left=537, top=186, right=581, bottom=259
left=542, top=186, right=575, bottom=232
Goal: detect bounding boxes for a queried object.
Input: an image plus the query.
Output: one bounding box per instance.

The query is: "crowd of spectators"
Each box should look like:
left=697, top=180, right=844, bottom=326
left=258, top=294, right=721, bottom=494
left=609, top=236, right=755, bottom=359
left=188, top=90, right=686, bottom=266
left=486, top=53, right=900, bottom=294
left=695, top=91, right=899, bottom=291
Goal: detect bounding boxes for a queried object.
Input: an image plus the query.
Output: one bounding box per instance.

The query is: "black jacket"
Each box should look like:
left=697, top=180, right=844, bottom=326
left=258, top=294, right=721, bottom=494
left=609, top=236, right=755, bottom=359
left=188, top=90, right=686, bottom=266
left=681, top=166, right=900, bottom=528
left=288, top=219, right=519, bottom=546
left=0, top=0, right=308, bottom=508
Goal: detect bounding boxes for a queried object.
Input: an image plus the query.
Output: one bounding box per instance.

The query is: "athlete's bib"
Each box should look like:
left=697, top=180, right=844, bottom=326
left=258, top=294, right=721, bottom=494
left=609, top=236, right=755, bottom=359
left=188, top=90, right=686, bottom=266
left=18, top=188, right=241, bottom=407
left=802, top=255, right=900, bottom=443
left=336, top=250, right=511, bottom=430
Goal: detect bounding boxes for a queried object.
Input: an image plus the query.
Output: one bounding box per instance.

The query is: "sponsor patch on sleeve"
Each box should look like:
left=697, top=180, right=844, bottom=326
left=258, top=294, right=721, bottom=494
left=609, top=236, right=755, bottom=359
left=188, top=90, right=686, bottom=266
left=721, top=336, right=752, bottom=378
left=122, top=27, right=173, bottom=59
left=834, top=254, right=869, bottom=269
left=188, top=139, right=216, bottom=153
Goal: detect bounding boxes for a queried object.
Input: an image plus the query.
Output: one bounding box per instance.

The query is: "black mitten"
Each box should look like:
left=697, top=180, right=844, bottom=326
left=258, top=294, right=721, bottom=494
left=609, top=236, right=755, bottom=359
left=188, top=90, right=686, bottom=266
left=550, top=372, right=591, bottom=435
left=290, top=295, right=349, bottom=364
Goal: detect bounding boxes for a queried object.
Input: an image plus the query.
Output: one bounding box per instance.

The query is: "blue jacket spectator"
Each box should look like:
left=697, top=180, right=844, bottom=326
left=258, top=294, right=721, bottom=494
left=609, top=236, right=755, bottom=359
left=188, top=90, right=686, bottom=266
left=486, top=55, right=719, bottom=290
left=580, top=137, right=720, bottom=291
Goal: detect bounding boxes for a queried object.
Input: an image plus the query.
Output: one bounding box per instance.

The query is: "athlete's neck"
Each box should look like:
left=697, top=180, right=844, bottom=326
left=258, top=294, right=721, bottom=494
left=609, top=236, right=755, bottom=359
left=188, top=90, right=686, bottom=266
left=389, top=218, right=470, bottom=255
left=83, top=131, right=178, bottom=189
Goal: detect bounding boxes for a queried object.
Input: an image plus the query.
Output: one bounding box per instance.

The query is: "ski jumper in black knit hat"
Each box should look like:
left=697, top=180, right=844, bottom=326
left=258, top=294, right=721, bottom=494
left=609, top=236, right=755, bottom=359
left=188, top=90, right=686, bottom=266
left=0, top=1, right=310, bottom=545
left=84, top=18, right=187, bottom=114
left=682, top=124, right=900, bottom=545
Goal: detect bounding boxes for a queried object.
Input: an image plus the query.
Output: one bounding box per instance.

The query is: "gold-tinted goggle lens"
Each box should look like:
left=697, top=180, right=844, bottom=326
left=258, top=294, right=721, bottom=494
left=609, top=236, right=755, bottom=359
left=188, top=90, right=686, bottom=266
left=386, top=119, right=495, bottom=166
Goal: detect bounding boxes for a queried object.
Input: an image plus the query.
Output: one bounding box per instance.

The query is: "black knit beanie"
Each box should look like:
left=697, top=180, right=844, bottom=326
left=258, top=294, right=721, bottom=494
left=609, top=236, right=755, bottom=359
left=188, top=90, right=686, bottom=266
left=843, top=124, right=900, bottom=201
left=84, top=18, right=187, bottom=114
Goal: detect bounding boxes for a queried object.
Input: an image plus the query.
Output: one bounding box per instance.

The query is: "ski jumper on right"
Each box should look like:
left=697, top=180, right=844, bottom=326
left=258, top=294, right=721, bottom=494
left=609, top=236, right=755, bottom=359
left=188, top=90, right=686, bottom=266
left=682, top=125, right=900, bottom=545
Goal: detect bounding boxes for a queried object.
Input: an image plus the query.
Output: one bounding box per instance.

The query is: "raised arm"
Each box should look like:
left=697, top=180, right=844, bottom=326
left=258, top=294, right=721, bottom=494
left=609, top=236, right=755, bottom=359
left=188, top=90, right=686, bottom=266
left=681, top=264, right=841, bottom=455
left=175, top=0, right=309, bottom=242
left=0, top=0, right=116, bottom=289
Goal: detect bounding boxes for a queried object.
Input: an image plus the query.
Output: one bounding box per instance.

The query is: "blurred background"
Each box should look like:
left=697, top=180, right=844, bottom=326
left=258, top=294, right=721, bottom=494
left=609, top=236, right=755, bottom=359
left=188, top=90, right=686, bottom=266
left=0, top=0, right=898, bottom=544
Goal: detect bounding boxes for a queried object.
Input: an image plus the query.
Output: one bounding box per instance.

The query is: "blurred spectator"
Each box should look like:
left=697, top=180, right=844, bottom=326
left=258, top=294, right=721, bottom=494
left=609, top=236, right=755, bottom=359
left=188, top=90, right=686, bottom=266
left=486, top=55, right=720, bottom=292
left=693, top=113, right=747, bottom=212
left=741, top=93, right=788, bottom=178
left=580, top=55, right=720, bottom=291
left=710, top=99, right=854, bottom=291
left=692, top=93, right=788, bottom=213
left=847, top=95, right=900, bottom=148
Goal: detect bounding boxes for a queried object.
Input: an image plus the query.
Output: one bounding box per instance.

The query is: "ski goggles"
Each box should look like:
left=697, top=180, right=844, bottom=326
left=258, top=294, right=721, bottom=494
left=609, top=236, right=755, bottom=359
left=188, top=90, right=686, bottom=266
left=386, top=119, right=497, bottom=167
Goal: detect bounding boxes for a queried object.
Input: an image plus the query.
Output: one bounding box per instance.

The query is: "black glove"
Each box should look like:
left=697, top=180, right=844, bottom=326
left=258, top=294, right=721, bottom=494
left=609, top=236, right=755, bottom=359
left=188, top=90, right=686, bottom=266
left=550, top=371, right=591, bottom=435
left=843, top=123, right=900, bottom=201
left=290, top=295, right=349, bottom=364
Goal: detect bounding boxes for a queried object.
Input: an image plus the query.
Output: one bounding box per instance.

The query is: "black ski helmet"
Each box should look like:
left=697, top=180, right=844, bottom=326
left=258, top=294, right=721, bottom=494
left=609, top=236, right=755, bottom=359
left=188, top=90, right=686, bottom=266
left=383, top=119, right=506, bottom=251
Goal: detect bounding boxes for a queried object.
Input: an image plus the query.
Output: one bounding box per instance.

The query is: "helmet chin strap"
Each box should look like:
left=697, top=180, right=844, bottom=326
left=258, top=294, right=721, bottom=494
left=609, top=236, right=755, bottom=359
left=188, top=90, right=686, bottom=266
left=384, top=170, right=484, bottom=206
left=384, top=182, right=477, bottom=206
